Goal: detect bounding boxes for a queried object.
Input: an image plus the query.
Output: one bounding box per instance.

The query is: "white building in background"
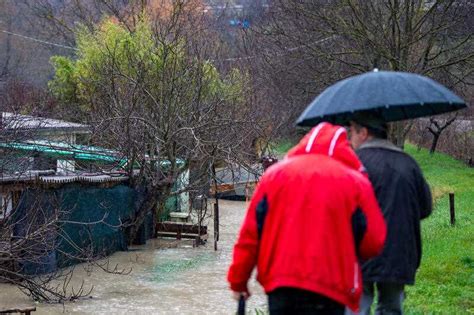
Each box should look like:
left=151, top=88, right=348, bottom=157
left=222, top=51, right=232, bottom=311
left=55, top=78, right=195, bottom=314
left=1, top=112, right=91, bottom=174
left=1, top=112, right=90, bottom=144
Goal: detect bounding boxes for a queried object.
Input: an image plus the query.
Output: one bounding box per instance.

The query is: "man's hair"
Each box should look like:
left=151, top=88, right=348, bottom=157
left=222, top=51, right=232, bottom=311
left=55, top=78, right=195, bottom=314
left=352, top=121, right=388, bottom=139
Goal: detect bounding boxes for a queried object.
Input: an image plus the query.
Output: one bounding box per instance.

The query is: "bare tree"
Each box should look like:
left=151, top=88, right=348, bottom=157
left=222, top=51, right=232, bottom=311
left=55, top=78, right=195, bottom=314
left=48, top=1, right=265, bottom=243
left=427, top=114, right=457, bottom=154
left=250, top=0, right=473, bottom=144
left=408, top=114, right=473, bottom=163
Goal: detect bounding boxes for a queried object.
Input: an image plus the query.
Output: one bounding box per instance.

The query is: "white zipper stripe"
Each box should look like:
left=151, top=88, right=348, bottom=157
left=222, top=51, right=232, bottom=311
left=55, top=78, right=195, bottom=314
left=354, top=262, right=359, bottom=290
left=328, top=127, right=346, bottom=156
left=305, top=123, right=326, bottom=153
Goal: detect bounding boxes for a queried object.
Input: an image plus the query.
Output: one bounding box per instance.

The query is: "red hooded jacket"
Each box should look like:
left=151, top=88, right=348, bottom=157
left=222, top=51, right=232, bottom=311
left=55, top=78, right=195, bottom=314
left=227, top=123, right=386, bottom=311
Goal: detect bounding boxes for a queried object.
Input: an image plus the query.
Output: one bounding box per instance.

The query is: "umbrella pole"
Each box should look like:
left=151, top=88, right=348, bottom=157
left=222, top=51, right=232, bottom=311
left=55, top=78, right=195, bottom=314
left=237, top=294, right=246, bottom=315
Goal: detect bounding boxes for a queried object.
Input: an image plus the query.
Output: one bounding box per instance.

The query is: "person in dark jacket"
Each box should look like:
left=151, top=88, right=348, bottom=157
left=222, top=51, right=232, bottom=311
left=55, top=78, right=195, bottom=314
left=347, top=114, right=433, bottom=315
left=228, top=123, right=387, bottom=314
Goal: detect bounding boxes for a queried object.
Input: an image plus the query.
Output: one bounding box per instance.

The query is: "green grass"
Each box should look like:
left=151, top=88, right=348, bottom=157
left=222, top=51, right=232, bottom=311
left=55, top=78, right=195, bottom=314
left=403, top=144, right=474, bottom=315
left=275, top=139, right=474, bottom=314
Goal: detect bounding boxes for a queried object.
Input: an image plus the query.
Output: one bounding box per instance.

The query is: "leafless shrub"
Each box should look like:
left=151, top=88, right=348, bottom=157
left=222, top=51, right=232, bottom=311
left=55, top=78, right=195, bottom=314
left=408, top=116, right=473, bottom=163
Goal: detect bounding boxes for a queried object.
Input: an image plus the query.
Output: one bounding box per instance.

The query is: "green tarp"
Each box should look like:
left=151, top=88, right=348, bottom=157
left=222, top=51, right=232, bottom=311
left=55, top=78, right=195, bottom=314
left=13, top=183, right=179, bottom=274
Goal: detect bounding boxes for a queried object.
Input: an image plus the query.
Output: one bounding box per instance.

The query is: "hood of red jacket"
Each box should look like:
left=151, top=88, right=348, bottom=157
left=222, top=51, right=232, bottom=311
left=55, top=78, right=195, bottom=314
left=286, top=122, right=365, bottom=172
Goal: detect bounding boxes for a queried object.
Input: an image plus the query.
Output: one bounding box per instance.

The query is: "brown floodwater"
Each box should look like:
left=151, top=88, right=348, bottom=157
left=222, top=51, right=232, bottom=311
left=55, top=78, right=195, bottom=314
left=0, top=200, right=267, bottom=314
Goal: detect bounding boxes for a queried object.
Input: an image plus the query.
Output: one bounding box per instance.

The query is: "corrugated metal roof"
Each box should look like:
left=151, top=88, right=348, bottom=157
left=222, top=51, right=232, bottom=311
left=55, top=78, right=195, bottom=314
left=0, top=171, right=128, bottom=184
left=1, top=112, right=90, bottom=134
left=38, top=174, right=128, bottom=184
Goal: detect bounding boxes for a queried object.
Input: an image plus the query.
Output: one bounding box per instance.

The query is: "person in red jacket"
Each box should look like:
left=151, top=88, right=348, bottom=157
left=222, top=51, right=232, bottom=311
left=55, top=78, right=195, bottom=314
left=227, top=122, right=387, bottom=314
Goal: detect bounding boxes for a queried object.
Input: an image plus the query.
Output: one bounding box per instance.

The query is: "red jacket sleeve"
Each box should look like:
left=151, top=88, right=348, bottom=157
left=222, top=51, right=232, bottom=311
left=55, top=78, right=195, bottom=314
left=356, top=176, right=387, bottom=260
left=227, top=179, right=267, bottom=293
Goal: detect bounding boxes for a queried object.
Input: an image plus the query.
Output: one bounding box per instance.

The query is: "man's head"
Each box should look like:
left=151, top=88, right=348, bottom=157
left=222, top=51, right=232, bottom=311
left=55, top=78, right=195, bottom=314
left=349, top=113, right=388, bottom=149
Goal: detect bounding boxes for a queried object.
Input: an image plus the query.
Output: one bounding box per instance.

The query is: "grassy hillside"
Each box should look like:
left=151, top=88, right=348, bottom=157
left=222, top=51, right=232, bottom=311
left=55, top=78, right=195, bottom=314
left=274, top=140, right=474, bottom=314
left=404, top=144, right=474, bottom=314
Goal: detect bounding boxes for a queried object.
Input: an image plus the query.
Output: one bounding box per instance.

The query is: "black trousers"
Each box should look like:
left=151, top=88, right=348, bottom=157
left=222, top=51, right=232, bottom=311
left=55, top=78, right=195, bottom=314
left=268, top=287, right=345, bottom=315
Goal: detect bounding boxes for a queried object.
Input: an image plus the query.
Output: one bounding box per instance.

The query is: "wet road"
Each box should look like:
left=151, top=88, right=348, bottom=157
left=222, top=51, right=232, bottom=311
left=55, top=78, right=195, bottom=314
left=0, top=200, right=267, bottom=314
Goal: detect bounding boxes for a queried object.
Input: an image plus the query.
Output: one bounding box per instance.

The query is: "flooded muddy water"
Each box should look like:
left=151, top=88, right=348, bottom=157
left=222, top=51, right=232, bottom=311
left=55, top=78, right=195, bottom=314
left=0, top=200, right=267, bottom=314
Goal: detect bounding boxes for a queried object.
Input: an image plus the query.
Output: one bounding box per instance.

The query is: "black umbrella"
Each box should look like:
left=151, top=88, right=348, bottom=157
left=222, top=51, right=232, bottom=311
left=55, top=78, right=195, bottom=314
left=296, top=70, right=467, bottom=127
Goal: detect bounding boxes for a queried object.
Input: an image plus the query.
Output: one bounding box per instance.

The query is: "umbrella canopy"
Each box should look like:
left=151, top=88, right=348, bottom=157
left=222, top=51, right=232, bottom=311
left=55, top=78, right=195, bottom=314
left=296, top=70, right=467, bottom=127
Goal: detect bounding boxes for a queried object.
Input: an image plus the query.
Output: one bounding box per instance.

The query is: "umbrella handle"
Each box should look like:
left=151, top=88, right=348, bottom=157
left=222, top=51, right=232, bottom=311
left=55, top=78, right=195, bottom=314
left=237, top=294, right=246, bottom=315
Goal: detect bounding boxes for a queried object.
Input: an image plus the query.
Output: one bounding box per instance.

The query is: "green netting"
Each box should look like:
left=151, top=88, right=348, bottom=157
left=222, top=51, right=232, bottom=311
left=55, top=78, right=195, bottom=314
left=12, top=183, right=170, bottom=273
left=56, top=184, right=136, bottom=267
left=11, top=190, right=59, bottom=275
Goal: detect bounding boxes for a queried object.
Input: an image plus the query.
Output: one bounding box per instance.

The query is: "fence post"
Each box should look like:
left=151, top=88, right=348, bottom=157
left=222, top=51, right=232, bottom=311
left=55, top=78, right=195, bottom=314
left=214, top=202, right=219, bottom=251
left=211, top=163, right=220, bottom=251
left=449, top=193, right=455, bottom=226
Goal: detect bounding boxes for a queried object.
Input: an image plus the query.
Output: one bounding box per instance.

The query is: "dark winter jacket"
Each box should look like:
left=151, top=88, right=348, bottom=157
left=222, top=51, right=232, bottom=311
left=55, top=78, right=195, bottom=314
left=228, top=123, right=387, bottom=311
left=357, top=139, right=432, bottom=285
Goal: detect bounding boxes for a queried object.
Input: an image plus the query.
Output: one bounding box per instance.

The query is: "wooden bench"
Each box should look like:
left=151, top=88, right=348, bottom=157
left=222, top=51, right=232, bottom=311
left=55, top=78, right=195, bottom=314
left=156, top=221, right=207, bottom=240
left=168, top=212, right=190, bottom=223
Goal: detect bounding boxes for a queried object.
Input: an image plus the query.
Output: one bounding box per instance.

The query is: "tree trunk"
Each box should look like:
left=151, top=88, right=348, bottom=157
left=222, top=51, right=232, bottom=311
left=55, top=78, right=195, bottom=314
left=427, top=116, right=457, bottom=155
left=430, top=134, right=440, bottom=154
left=388, top=121, right=406, bottom=149
left=128, top=186, right=158, bottom=245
